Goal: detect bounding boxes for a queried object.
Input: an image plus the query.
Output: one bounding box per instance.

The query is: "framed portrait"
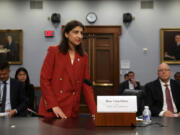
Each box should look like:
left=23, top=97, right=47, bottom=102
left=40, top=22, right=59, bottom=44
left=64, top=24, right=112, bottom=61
left=0, top=29, right=22, bottom=64
left=160, top=28, right=180, bottom=64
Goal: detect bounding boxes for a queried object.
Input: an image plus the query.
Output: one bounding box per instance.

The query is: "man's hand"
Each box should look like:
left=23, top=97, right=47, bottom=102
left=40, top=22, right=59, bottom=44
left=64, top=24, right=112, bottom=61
left=7, top=110, right=16, bottom=118
left=163, top=110, right=175, bottom=117
left=52, top=106, right=67, bottom=119
left=177, top=112, right=180, bottom=117
left=130, top=79, right=137, bottom=87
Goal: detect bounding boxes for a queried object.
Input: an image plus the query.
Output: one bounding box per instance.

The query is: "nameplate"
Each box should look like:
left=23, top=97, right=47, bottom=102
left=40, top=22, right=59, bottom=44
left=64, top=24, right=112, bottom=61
left=97, top=96, right=137, bottom=113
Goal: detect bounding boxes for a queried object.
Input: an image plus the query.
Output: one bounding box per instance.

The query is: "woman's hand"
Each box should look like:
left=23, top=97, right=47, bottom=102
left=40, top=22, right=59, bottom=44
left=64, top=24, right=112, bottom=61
left=91, top=114, right=95, bottom=120
left=7, top=110, right=16, bottom=118
left=52, top=106, right=67, bottom=119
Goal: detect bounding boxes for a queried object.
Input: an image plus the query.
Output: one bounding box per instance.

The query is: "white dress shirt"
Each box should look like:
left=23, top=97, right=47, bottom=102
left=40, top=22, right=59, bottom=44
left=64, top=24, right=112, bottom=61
left=128, top=81, right=135, bottom=89
left=159, top=79, right=177, bottom=116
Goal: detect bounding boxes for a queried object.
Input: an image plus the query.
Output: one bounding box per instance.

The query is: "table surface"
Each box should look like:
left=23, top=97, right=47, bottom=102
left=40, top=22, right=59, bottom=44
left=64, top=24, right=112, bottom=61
left=1, top=115, right=180, bottom=135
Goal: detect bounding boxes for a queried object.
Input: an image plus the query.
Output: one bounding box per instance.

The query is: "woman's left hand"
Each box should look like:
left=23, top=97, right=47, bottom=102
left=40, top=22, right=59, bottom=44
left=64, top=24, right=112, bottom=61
left=91, top=114, right=95, bottom=120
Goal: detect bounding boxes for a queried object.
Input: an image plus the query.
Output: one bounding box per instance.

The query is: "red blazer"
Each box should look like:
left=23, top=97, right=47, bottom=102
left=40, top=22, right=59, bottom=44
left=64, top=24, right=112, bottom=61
left=38, top=46, right=96, bottom=118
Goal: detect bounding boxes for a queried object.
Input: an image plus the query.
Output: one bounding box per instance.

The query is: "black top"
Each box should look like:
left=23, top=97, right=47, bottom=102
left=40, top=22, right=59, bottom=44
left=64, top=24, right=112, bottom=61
left=25, top=84, right=35, bottom=110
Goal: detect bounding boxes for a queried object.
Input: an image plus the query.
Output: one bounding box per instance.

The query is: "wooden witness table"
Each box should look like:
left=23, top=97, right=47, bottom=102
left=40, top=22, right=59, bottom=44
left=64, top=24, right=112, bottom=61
left=0, top=115, right=180, bottom=135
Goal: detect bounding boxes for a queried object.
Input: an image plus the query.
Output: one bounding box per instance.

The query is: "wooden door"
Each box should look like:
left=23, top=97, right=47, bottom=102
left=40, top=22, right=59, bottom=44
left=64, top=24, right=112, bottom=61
left=80, top=26, right=121, bottom=113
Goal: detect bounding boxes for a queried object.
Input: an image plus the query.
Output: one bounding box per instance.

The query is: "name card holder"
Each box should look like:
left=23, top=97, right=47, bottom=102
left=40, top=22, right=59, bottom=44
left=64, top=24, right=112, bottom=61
left=95, top=96, right=137, bottom=126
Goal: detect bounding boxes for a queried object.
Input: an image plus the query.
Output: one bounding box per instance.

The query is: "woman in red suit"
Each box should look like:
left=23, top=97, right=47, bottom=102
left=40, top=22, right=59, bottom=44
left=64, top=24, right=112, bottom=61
left=38, top=20, right=96, bottom=118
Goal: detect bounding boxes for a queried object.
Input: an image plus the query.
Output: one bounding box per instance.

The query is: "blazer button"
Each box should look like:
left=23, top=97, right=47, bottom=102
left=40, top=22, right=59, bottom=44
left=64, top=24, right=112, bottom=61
left=72, top=91, right=75, bottom=95
left=60, top=90, right=63, bottom=94
left=59, top=77, right=62, bottom=80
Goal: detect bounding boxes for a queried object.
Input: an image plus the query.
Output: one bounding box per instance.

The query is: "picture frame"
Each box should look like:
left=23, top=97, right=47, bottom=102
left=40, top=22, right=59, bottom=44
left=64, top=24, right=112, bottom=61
left=160, top=28, right=180, bottom=64
left=0, top=29, right=22, bottom=64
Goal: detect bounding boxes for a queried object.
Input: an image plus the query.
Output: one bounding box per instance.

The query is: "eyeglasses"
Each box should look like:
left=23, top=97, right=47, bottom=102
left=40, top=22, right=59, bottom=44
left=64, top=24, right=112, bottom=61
left=158, top=69, right=170, bottom=72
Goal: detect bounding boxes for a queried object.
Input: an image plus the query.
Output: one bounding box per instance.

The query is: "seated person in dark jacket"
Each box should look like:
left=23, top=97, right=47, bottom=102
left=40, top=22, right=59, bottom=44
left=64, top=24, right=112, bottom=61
left=15, top=67, right=35, bottom=116
left=118, top=71, right=141, bottom=94
left=124, top=73, right=129, bottom=81
left=0, top=61, right=26, bottom=117
left=174, top=72, right=180, bottom=83
left=144, top=63, right=180, bottom=117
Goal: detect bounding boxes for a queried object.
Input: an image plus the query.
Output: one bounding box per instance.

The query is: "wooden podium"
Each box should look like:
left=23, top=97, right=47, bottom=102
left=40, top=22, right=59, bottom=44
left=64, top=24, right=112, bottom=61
left=95, top=113, right=136, bottom=126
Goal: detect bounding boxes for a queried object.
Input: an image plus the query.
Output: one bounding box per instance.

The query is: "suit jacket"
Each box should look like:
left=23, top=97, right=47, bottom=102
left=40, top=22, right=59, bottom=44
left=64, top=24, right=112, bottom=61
left=144, top=79, right=180, bottom=116
left=118, top=80, right=141, bottom=94
left=38, top=46, right=96, bottom=118
left=10, top=78, right=27, bottom=116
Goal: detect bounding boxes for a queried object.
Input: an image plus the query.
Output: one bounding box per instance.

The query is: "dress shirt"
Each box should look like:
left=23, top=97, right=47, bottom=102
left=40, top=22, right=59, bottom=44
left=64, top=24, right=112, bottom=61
left=0, top=78, right=11, bottom=112
left=128, top=81, right=135, bottom=89
left=159, top=79, right=177, bottom=116
left=177, top=43, right=180, bottom=47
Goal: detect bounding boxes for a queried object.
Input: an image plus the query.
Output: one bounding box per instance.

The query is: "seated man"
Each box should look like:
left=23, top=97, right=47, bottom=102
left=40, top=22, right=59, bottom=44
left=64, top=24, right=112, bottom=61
left=118, top=71, right=141, bottom=94
left=174, top=72, right=180, bottom=83
left=144, top=63, right=180, bottom=117
left=124, top=73, right=129, bottom=81
left=0, top=61, right=26, bottom=117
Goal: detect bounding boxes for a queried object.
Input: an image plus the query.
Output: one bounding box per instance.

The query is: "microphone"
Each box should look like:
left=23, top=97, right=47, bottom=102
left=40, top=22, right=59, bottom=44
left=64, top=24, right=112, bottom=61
left=27, top=108, right=44, bottom=117
left=84, top=79, right=92, bottom=86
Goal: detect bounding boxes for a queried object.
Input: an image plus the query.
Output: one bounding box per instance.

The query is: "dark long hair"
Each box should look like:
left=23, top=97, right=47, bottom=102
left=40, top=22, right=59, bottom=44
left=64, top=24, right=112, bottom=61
left=15, top=67, right=30, bottom=85
left=58, top=20, right=85, bottom=56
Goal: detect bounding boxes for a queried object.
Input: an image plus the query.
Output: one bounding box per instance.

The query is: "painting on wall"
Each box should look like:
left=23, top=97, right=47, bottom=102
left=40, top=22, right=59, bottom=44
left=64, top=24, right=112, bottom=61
left=160, top=28, right=180, bottom=64
left=0, top=29, right=22, bottom=64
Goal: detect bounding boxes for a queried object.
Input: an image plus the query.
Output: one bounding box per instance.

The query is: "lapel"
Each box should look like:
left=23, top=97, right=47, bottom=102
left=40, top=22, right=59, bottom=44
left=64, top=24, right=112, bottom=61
left=125, top=81, right=129, bottom=89
left=170, top=79, right=176, bottom=92
left=10, top=78, right=14, bottom=104
left=170, top=79, right=178, bottom=105
left=64, top=52, right=82, bottom=90
left=65, top=52, right=77, bottom=89
left=154, top=79, right=163, bottom=103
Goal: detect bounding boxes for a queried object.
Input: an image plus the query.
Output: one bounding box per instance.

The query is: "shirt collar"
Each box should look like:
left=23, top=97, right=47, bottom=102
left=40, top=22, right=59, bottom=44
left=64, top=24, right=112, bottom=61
left=0, top=78, right=10, bottom=84
left=128, top=80, right=133, bottom=84
left=159, top=79, right=170, bottom=86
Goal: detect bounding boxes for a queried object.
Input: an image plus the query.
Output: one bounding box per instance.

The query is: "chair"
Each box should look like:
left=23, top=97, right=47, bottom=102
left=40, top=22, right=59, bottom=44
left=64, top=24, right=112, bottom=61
left=34, top=89, right=42, bottom=112
left=122, top=89, right=144, bottom=116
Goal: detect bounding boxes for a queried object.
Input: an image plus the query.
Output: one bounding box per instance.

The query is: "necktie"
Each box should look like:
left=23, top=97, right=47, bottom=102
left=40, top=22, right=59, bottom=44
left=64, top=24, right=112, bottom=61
left=164, top=84, right=174, bottom=113
left=1, top=82, right=7, bottom=112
